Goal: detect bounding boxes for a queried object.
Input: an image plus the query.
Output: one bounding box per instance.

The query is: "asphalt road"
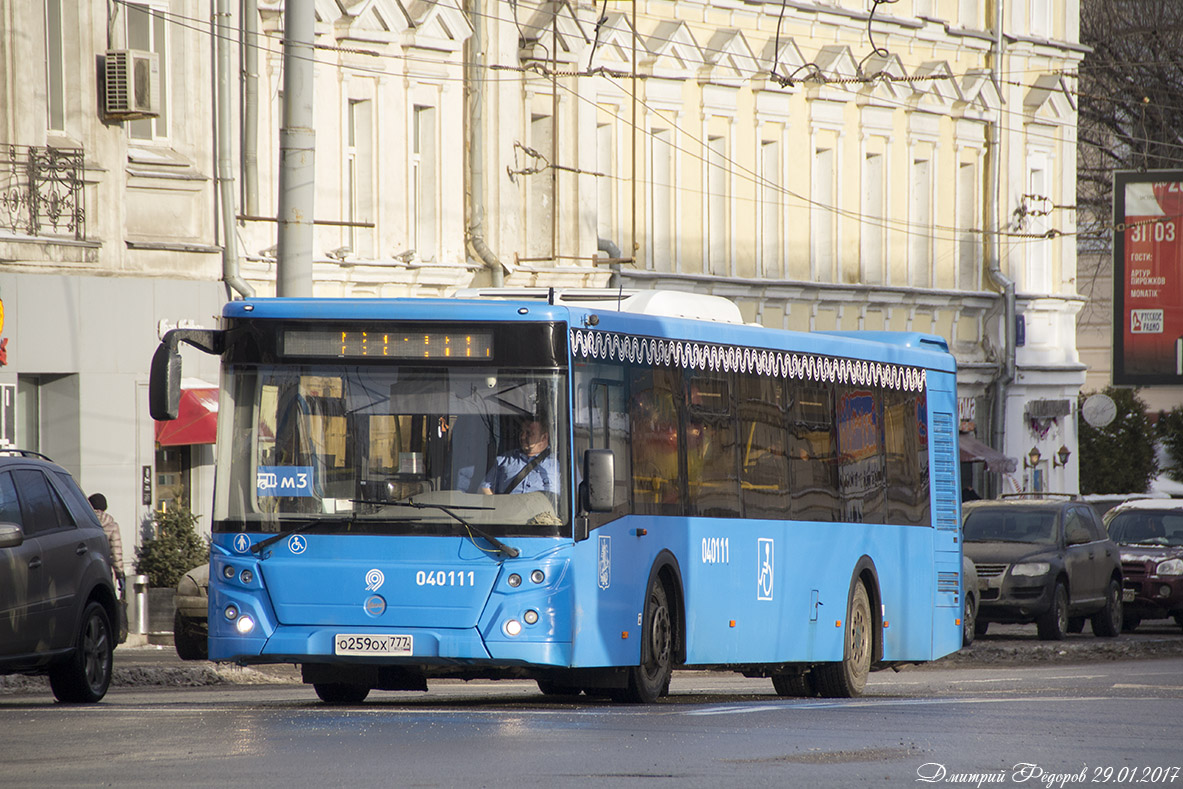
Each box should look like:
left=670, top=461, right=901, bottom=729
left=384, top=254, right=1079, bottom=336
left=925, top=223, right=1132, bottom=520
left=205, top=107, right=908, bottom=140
left=2, top=623, right=1181, bottom=788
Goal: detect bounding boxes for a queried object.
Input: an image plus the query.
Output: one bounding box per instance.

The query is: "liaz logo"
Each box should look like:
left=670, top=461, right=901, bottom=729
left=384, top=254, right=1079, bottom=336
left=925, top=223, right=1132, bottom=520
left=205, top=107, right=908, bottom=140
left=257, top=466, right=314, bottom=497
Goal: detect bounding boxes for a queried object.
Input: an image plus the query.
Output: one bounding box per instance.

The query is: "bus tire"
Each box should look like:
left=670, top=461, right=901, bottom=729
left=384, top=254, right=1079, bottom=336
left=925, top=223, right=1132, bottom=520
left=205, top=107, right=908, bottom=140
left=771, top=670, right=813, bottom=697
left=536, top=679, right=583, bottom=697
left=313, top=683, right=370, bottom=704
left=620, top=578, right=674, bottom=703
left=813, top=581, right=872, bottom=698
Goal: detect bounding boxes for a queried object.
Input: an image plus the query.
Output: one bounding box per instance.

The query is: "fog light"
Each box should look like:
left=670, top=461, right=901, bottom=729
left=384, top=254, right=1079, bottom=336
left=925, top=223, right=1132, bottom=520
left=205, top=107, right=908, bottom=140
left=223, top=565, right=236, bottom=579
left=523, top=609, right=539, bottom=625
left=507, top=573, right=522, bottom=588
left=240, top=569, right=254, bottom=585
left=1160, top=585, right=1172, bottom=598
left=235, top=614, right=255, bottom=634
left=504, top=619, right=522, bottom=636
left=224, top=604, right=239, bottom=621
left=530, top=570, right=545, bottom=584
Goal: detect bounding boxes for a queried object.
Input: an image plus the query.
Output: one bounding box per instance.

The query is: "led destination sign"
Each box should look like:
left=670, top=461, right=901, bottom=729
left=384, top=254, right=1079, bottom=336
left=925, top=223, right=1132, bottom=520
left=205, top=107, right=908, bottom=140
left=284, top=329, right=494, bottom=359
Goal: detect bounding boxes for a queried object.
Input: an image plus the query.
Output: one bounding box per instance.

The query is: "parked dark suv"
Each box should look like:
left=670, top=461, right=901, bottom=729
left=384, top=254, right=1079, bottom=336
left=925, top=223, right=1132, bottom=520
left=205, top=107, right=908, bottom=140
left=1102, top=499, right=1183, bottom=632
left=963, top=497, right=1123, bottom=641
left=0, top=451, right=122, bottom=702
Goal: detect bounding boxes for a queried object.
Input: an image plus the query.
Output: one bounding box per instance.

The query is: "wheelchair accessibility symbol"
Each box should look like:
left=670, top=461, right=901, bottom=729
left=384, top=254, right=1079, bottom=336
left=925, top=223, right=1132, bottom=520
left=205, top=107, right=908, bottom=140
left=288, top=535, right=308, bottom=554
left=757, top=538, right=774, bottom=601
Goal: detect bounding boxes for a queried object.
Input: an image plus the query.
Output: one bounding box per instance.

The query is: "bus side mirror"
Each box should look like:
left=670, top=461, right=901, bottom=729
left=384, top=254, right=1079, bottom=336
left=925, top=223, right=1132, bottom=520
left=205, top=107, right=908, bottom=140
left=583, top=449, right=614, bottom=513
left=149, top=328, right=226, bottom=421
left=149, top=341, right=182, bottom=421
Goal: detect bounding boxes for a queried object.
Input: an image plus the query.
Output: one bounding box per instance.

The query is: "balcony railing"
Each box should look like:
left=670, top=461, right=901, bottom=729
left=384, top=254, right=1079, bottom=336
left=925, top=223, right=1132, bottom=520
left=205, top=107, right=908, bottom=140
left=0, top=144, right=85, bottom=241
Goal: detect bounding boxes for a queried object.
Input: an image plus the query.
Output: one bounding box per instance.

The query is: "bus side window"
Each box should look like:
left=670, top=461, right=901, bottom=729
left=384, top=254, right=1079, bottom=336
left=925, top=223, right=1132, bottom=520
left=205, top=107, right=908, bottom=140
left=573, top=361, right=630, bottom=523
left=739, top=373, right=790, bottom=519
left=789, top=382, right=839, bottom=522
left=630, top=366, right=681, bottom=517
left=686, top=369, right=739, bottom=518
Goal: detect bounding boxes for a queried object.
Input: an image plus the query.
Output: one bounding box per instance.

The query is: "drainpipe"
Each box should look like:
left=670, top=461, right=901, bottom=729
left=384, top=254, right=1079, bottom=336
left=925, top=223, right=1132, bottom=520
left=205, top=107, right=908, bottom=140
left=217, top=0, right=254, bottom=298
left=987, top=0, right=1014, bottom=483
left=598, top=237, right=622, bottom=288
left=466, top=0, right=504, bottom=286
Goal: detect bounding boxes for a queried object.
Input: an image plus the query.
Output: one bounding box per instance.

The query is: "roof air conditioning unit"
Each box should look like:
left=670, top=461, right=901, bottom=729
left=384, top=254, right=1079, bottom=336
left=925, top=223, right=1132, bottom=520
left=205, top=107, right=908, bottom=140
left=104, top=49, right=160, bottom=120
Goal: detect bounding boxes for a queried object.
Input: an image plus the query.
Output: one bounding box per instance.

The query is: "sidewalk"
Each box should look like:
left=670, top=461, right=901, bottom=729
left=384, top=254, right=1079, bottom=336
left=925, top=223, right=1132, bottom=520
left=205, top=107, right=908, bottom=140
left=111, top=640, right=303, bottom=686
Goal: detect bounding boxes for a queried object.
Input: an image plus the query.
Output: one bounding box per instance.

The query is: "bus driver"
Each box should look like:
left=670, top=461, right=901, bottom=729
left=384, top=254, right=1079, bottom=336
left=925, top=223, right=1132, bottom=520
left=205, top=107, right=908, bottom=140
left=480, top=418, right=559, bottom=496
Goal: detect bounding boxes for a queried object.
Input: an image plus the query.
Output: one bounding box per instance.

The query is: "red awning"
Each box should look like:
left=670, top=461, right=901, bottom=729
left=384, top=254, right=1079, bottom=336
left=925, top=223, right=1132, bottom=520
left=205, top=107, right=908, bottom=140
left=155, top=387, right=219, bottom=446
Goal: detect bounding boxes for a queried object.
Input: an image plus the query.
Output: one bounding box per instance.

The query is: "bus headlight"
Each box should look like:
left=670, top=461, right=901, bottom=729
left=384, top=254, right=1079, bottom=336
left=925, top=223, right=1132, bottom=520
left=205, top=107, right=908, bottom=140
left=223, top=565, right=236, bottom=580
left=235, top=614, right=256, bottom=634
left=240, top=569, right=254, bottom=585
left=504, top=619, right=522, bottom=636
left=224, top=604, right=239, bottom=621
left=507, top=573, right=522, bottom=588
left=523, top=609, right=539, bottom=625
left=530, top=570, right=545, bottom=584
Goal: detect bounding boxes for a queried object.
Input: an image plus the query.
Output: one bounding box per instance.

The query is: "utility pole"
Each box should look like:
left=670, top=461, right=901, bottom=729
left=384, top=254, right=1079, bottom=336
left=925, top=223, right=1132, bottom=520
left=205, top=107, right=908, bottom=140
left=276, top=0, right=315, bottom=297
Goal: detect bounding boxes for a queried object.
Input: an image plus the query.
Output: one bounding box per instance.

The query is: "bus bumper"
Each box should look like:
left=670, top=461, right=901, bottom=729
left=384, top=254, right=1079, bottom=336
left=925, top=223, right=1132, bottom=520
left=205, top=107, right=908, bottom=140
left=210, top=625, right=573, bottom=668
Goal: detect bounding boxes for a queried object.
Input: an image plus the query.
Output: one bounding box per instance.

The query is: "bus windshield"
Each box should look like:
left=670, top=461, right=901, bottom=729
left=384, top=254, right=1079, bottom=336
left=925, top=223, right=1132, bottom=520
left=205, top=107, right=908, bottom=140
left=213, top=363, right=569, bottom=538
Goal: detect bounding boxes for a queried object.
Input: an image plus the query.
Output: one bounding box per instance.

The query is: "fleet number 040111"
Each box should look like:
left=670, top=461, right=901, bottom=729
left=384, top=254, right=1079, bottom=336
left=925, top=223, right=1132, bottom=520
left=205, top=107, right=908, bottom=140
left=416, top=570, right=476, bottom=586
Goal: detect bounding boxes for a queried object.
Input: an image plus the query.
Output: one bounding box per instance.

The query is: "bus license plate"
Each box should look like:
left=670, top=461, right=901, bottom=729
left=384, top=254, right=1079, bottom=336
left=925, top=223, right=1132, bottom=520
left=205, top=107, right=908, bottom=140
left=334, top=634, right=413, bottom=656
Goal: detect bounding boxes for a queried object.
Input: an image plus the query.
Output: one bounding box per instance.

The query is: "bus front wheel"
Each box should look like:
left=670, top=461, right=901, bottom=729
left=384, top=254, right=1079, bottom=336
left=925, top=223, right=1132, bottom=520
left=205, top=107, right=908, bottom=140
left=619, top=578, right=674, bottom=703
left=813, top=581, right=872, bottom=698
left=314, top=683, right=371, bottom=704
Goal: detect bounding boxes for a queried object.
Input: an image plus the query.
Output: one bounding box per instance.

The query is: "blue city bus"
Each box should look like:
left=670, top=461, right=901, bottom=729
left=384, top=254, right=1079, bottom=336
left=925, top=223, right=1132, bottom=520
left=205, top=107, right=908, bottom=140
left=149, top=291, right=964, bottom=703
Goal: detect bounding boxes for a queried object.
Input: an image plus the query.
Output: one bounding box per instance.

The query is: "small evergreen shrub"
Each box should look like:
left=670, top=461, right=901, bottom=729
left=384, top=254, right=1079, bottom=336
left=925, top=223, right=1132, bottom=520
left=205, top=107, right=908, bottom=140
left=1156, top=405, right=1183, bottom=483
left=134, top=505, right=208, bottom=589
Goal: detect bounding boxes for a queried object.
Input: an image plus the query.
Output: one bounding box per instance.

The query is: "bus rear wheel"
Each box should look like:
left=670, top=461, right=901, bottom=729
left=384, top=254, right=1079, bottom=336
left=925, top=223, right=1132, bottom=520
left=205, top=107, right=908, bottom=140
left=536, top=679, right=583, bottom=697
left=771, top=670, right=814, bottom=697
left=813, top=581, right=872, bottom=698
left=619, top=579, right=674, bottom=703
left=314, top=683, right=371, bottom=704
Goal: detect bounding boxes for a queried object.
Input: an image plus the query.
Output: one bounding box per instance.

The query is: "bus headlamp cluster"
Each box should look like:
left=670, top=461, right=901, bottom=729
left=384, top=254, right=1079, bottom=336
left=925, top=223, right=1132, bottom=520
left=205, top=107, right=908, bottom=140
left=224, top=604, right=256, bottom=635
left=502, top=568, right=548, bottom=635
left=503, top=609, right=540, bottom=636
left=222, top=564, right=254, bottom=585
left=507, top=569, right=546, bottom=588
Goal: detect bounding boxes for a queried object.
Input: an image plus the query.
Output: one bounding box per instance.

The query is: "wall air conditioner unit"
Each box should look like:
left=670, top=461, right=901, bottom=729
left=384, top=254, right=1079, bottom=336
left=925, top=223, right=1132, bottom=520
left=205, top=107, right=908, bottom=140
left=104, top=49, right=160, bottom=120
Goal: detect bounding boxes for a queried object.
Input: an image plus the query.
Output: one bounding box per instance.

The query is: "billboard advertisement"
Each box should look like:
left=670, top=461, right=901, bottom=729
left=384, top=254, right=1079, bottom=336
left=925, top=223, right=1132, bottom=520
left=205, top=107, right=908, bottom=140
left=1113, top=170, right=1183, bottom=385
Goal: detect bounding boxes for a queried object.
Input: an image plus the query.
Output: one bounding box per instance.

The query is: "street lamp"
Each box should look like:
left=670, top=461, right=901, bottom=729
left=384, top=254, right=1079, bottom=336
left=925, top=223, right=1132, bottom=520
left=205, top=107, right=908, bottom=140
left=1024, top=446, right=1042, bottom=469
left=1053, top=445, right=1071, bottom=468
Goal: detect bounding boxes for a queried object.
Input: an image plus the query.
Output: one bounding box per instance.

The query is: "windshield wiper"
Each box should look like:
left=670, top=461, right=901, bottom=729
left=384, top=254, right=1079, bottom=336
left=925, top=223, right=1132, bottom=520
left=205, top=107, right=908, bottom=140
left=250, top=516, right=356, bottom=557
left=385, top=501, right=519, bottom=558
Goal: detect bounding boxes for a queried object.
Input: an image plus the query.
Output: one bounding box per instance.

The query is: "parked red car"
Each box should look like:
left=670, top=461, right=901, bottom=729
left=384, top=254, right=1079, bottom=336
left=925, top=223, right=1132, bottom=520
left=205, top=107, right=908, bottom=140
left=1103, top=499, right=1183, bottom=632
